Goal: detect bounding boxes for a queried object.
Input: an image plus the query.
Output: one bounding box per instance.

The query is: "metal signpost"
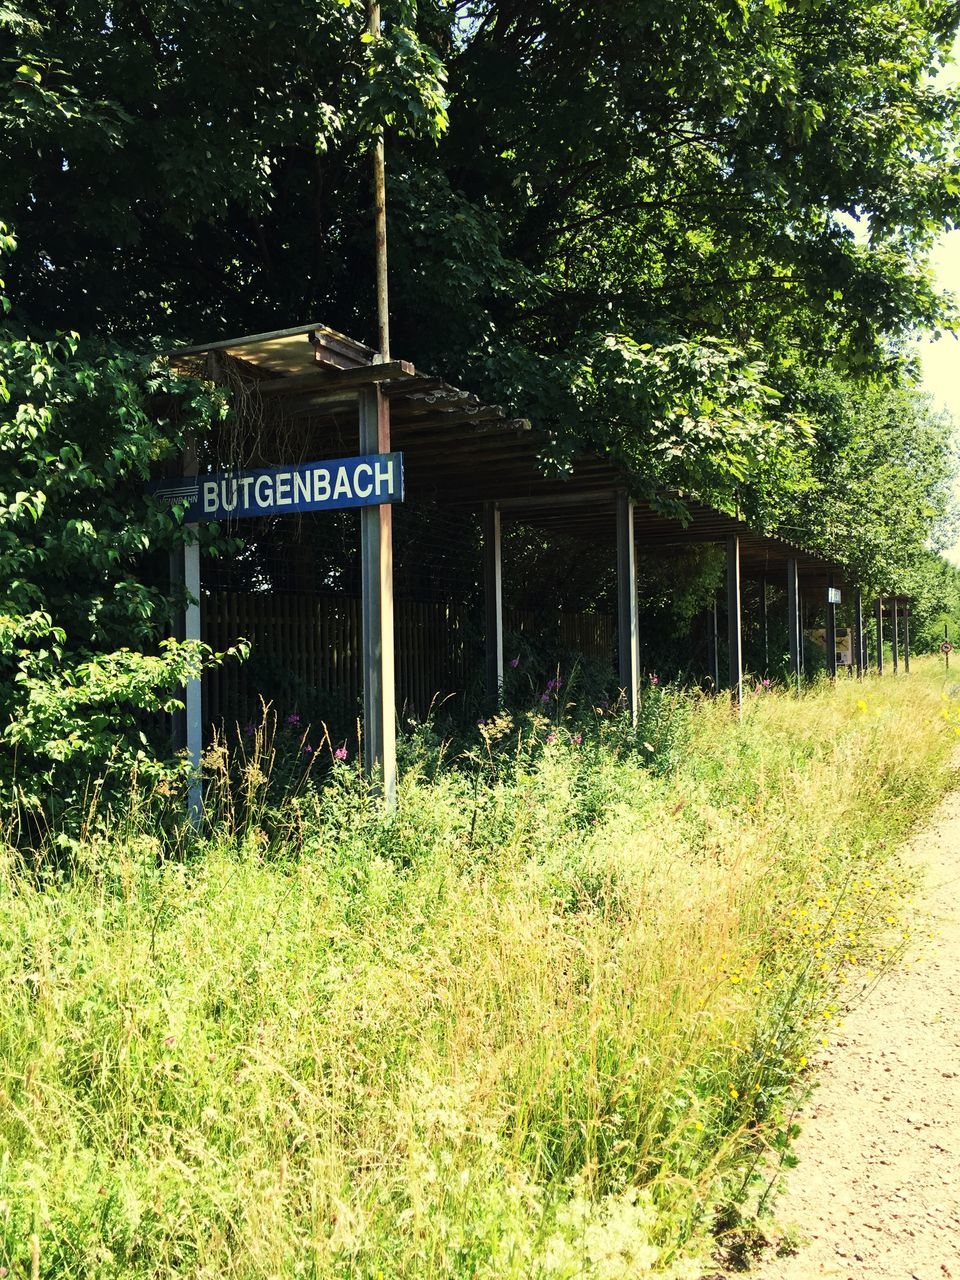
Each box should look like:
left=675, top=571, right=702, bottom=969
left=156, top=452, right=405, bottom=818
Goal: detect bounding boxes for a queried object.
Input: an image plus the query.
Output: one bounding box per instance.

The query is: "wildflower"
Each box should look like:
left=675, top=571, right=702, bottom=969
left=242, top=722, right=255, bottom=737
left=334, top=745, right=348, bottom=762
left=304, top=745, right=313, bottom=755
left=649, top=673, right=659, bottom=686
left=762, top=678, right=771, bottom=688
left=477, top=717, right=487, bottom=727
left=572, top=733, right=583, bottom=746
left=509, top=656, right=520, bottom=668
left=728, top=1085, right=739, bottom=1100
left=546, top=732, right=557, bottom=745
left=285, top=713, right=301, bottom=727
left=540, top=692, right=551, bottom=704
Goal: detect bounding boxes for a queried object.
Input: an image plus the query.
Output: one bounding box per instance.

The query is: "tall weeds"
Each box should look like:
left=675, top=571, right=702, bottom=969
left=0, top=665, right=954, bottom=1278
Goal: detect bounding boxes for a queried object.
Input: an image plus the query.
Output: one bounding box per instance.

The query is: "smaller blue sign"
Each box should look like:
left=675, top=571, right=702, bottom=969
left=151, top=453, right=404, bottom=522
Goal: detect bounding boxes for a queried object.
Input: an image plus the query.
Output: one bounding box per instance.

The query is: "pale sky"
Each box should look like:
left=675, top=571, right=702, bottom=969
left=914, top=45, right=960, bottom=562
left=915, top=233, right=960, bottom=483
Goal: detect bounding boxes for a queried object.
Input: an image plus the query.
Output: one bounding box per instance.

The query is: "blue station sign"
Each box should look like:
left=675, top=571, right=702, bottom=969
left=152, top=452, right=404, bottom=521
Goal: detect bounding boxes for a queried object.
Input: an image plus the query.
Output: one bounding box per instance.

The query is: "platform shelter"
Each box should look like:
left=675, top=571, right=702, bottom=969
left=168, top=323, right=868, bottom=805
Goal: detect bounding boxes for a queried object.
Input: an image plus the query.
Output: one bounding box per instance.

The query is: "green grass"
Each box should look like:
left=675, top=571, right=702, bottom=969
left=1, top=663, right=956, bottom=1278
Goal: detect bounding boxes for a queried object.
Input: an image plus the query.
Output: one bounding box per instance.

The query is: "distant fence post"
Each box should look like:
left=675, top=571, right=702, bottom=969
left=787, top=557, right=801, bottom=692
left=482, top=502, right=504, bottom=710
left=854, top=587, right=865, bottom=678
left=616, top=492, right=639, bottom=723
left=875, top=597, right=884, bottom=675
left=760, top=572, right=769, bottom=676
left=903, top=601, right=910, bottom=673
left=707, top=596, right=720, bottom=691
left=891, top=595, right=900, bottom=675
left=726, top=535, right=743, bottom=713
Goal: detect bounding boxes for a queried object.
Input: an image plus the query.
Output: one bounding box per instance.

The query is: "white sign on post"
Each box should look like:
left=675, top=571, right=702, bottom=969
left=827, top=586, right=842, bottom=605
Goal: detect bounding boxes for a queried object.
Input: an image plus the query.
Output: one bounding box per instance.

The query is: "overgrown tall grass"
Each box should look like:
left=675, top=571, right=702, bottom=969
left=1, top=664, right=955, bottom=1278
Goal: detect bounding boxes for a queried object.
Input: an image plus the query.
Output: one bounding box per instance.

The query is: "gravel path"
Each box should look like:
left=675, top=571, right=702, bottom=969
left=749, top=785, right=960, bottom=1279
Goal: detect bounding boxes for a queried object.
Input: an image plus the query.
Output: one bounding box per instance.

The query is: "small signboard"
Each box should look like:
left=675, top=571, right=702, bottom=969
left=151, top=453, right=404, bottom=521
left=827, top=586, right=842, bottom=605
left=941, top=641, right=953, bottom=655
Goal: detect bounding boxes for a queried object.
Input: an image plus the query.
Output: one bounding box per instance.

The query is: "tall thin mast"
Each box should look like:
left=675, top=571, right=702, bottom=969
left=368, top=0, right=390, bottom=360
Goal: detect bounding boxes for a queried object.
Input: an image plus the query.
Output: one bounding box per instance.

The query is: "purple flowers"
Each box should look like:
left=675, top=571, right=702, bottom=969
left=509, top=656, right=520, bottom=669
left=334, top=745, right=348, bottom=762
left=242, top=722, right=255, bottom=738
left=303, top=744, right=313, bottom=755
left=649, top=673, right=660, bottom=686
left=572, top=733, right=583, bottom=746
left=285, top=713, right=301, bottom=728
left=546, top=732, right=557, bottom=745
left=540, top=676, right=563, bottom=704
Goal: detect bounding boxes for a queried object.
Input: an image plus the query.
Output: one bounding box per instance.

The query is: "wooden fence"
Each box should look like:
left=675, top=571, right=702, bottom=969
left=201, top=590, right=614, bottom=723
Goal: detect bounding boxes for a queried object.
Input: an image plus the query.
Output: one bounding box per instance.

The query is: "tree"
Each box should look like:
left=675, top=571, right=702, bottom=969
left=0, top=225, right=231, bottom=817
left=2, top=0, right=959, bottom=637
left=3, top=1, right=958, bottom=518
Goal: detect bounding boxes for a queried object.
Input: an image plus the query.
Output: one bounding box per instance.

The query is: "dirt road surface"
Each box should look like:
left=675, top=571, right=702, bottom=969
left=749, top=786, right=960, bottom=1279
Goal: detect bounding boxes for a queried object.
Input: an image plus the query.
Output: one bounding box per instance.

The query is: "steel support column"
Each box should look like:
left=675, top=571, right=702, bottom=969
left=787, top=557, right=801, bottom=691
left=170, top=437, right=202, bottom=823
left=616, top=493, right=640, bottom=723
left=854, top=587, right=865, bottom=678
left=707, top=596, right=720, bottom=691
left=482, top=502, right=504, bottom=709
left=359, top=385, right=397, bottom=806
left=760, top=572, right=769, bottom=675
left=826, top=574, right=838, bottom=679
left=891, top=596, right=900, bottom=675
left=727, top=535, right=743, bottom=712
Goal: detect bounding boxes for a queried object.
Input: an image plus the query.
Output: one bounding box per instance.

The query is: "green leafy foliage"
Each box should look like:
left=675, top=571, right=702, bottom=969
left=3, top=0, right=958, bottom=510
left=0, top=227, right=235, bottom=816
